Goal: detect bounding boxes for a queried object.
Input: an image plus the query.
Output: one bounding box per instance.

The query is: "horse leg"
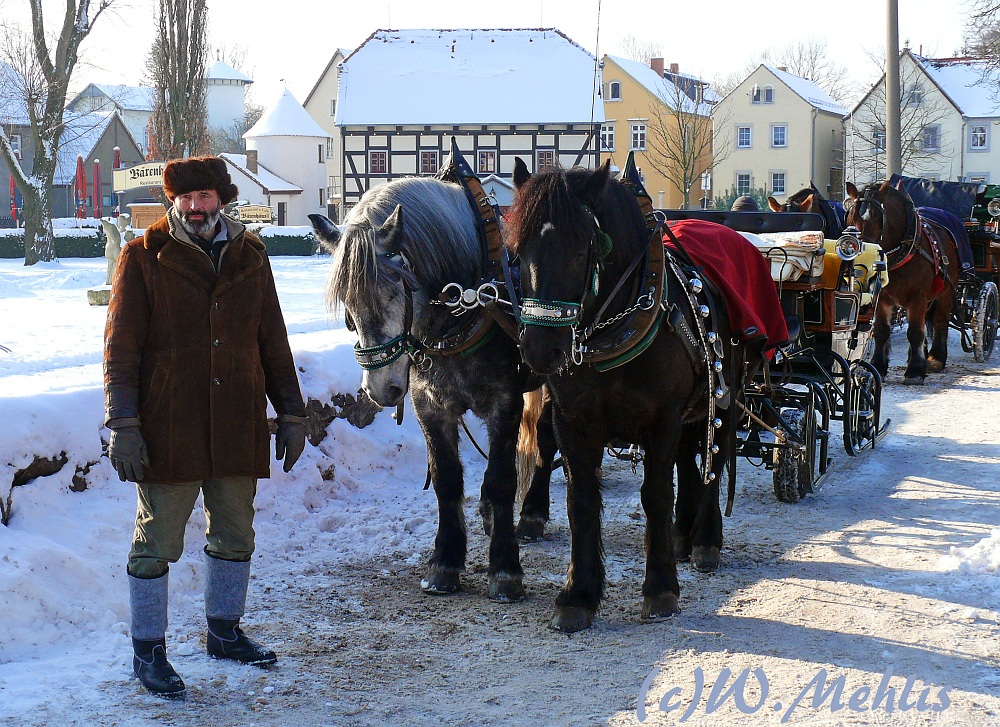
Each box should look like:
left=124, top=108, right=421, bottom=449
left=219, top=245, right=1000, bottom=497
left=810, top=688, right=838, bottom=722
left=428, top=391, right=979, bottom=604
left=412, top=394, right=466, bottom=594
left=640, top=419, right=684, bottom=621
left=517, top=394, right=556, bottom=542
left=903, top=301, right=929, bottom=384
left=871, top=301, right=893, bottom=379
left=689, top=413, right=726, bottom=574
left=672, top=423, right=700, bottom=562
left=551, top=417, right=606, bottom=632
left=926, top=293, right=952, bottom=373
left=480, top=402, right=525, bottom=602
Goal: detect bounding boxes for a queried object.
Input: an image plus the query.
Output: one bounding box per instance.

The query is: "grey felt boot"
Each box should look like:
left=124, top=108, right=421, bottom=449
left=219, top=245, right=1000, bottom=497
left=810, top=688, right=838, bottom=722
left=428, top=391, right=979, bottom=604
left=204, top=553, right=277, bottom=666
left=129, top=572, right=185, bottom=697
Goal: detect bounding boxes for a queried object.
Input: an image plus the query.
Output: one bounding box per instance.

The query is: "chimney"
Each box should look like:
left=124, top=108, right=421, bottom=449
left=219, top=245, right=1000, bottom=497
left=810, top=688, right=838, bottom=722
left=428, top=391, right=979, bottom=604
left=669, top=62, right=679, bottom=75
left=246, top=149, right=258, bottom=174
left=651, top=57, right=664, bottom=76
left=777, top=66, right=788, bottom=72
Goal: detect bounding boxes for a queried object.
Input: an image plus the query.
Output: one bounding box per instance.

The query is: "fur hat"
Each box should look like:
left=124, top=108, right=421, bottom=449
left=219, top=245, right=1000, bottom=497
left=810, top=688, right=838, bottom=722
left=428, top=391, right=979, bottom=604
left=162, top=156, right=238, bottom=205
left=731, top=195, right=760, bottom=212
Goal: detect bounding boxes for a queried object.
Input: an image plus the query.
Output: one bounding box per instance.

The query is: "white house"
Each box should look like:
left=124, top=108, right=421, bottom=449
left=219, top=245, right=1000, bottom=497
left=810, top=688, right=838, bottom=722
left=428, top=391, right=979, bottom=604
left=335, top=28, right=603, bottom=211
left=243, top=89, right=328, bottom=226
left=304, top=48, right=350, bottom=220
left=218, top=152, right=301, bottom=218
left=206, top=60, right=253, bottom=133
left=66, top=84, right=155, bottom=155
left=713, top=65, right=847, bottom=202
left=847, top=51, right=1000, bottom=185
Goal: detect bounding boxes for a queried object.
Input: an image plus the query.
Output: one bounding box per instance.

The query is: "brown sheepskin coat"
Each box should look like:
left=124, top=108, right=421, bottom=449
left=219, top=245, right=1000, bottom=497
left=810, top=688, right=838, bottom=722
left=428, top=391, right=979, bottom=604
left=103, top=211, right=305, bottom=483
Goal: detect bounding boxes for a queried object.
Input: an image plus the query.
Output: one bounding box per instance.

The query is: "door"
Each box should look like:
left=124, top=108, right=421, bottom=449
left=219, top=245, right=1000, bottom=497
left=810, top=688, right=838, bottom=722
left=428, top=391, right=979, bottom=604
left=277, top=202, right=287, bottom=226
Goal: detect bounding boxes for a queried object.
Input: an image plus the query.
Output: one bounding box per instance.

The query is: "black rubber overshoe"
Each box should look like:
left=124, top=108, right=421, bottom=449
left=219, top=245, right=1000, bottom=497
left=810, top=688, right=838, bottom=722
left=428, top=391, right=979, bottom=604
left=132, top=638, right=185, bottom=698
left=207, top=619, right=277, bottom=666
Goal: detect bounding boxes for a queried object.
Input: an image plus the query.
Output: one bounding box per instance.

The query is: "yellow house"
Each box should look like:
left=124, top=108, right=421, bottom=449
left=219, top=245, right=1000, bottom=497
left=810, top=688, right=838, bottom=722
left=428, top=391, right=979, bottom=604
left=601, top=56, right=717, bottom=209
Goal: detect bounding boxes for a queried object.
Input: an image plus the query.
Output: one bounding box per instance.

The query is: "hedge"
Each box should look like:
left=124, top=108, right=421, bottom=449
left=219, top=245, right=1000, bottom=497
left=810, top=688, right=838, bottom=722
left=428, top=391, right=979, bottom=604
left=0, top=231, right=105, bottom=259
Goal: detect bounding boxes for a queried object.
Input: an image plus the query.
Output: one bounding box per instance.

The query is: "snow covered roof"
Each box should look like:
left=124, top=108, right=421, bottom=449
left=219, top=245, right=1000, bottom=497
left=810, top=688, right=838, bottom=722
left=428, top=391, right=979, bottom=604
left=245, top=89, right=328, bottom=139
left=53, top=112, right=117, bottom=185
left=207, top=60, right=253, bottom=84
left=914, top=55, right=1000, bottom=118
left=219, top=153, right=302, bottom=193
left=764, top=65, right=847, bottom=116
left=90, top=84, right=155, bottom=112
left=337, top=28, right=603, bottom=125
left=606, top=56, right=712, bottom=116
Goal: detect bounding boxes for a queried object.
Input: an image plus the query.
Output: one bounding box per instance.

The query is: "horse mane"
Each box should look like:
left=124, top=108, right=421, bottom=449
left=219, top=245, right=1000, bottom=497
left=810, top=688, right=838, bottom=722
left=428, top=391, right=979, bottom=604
left=326, top=177, right=480, bottom=317
left=505, top=167, right=646, bottom=268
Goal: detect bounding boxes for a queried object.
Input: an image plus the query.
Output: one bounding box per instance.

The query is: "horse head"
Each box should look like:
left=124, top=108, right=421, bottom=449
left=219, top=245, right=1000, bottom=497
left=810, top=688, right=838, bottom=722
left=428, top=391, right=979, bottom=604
left=845, top=180, right=908, bottom=249
left=509, top=158, right=624, bottom=374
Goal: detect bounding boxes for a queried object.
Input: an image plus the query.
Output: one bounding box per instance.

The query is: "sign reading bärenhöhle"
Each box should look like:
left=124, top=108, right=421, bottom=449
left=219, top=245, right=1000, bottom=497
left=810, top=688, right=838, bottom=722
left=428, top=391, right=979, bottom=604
left=113, top=162, right=166, bottom=192
left=234, top=204, right=274, bottom=223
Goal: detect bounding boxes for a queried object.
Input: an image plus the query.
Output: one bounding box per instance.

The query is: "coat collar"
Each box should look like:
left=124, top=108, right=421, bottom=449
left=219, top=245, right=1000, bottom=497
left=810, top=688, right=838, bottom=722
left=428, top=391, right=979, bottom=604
left=149, top=210, right=262, bottom=296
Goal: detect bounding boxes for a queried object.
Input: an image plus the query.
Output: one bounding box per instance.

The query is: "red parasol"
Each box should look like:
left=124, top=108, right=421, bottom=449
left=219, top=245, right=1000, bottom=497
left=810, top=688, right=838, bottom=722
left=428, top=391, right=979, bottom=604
left=92, top=158, right=101, bottom=219
left=75, top=155, right=87, bottom=219
left=8, top=171, right=14, bottom=221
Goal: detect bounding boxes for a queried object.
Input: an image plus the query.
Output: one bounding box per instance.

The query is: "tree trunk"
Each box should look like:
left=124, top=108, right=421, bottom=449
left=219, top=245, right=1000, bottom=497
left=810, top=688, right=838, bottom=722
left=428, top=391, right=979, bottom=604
left=21, top=147, right=57, bottom=265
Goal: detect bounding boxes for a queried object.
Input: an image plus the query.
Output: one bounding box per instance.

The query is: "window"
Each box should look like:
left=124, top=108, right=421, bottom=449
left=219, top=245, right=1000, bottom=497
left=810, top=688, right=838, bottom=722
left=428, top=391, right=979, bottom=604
left=736, top=173, right=752, bottom=195
left=751, top=85, right=773, bottom=104
left=763, top=86, right=774, bottom=103
left=771, top=172, right=786, bottom=195
left=329, top=99, right=337, bottom=117
left=318, top=144, right=324, bottom=163
left=971, top=124, right=988, bottom=151
left=609, top=81, right=621, bottom=101
left=369, top=151, right=387, bottom=174
left=905, top=84, right=924, bottom=107
left=771, top=125, right=787, bottom=148
left=420, top=150, right=439, bottom=174
left=872, top=129, right=886, bottom=152
left=737, top=125, right=752, bottom=148
left=537, top=150, right=556, bottom=170
left=600, top=123, right=615, bottom=151
left=630, top=122, right=646, bottom=151
left=922, top=125, right=941, bottom=151
left=327, top=138, right=336, bottom=158
left=478, top=150, right=496, bottom=174
left=320, top=189, right=325, bottom=207
left=751, top=86, right=761, bottom=104
left=10, top=134, right=20, bottom=155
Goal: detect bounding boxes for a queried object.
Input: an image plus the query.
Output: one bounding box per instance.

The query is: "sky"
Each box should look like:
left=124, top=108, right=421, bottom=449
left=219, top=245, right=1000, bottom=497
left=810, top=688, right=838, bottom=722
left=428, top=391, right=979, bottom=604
left=5, top=0, right=974, bottom=114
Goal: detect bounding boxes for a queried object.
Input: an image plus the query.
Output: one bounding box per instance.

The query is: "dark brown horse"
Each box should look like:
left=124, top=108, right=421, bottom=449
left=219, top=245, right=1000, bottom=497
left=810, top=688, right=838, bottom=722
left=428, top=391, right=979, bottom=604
left=769, top=185, right=845, bottom=238
left=845, top=181, right=960, bottom=384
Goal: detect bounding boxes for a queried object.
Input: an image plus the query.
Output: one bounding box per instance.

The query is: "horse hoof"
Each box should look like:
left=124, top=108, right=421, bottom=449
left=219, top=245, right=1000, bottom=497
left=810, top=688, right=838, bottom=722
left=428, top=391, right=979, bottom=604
left=926, top=358, right=945, bottom=373
left=421, top=566, right=461, bottom=595
left=551, top=606, right=593, bottom=633
left=902, top=376, right=925, bottom=386
left=488, top=572, right=525, bottom=602
left=641, top=593, right=680, bottom=621
left=691, top=546, right=720, bottom=573
left=516, top=516, right=545, bottom=542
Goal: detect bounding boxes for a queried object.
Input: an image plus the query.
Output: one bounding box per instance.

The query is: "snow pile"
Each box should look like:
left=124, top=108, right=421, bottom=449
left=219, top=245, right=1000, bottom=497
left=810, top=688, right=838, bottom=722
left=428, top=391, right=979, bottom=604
left=940, top=528, right=1000, bottom=574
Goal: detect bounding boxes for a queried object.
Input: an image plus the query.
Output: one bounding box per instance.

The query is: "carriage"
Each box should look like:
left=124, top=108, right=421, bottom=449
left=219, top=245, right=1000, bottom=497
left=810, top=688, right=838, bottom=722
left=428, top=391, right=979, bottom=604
left=657, top=208, right=891, bottom=503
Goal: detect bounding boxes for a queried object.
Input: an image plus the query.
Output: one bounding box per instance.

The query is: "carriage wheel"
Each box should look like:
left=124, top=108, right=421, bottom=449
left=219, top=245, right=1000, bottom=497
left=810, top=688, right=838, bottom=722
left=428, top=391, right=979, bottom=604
left=773, top=408, right=810, bottom=504
left=845, top=365, right=878, bottom=453
left=973, top=282, right=999, bottom=363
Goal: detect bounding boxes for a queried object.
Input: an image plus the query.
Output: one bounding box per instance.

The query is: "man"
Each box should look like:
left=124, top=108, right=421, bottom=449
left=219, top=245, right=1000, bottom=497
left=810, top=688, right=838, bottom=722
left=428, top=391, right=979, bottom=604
left=104, top=156, right=307, bottom=698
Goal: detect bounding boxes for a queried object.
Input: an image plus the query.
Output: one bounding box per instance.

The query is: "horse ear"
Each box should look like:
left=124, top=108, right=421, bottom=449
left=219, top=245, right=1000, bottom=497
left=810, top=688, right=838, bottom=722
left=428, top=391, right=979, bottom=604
left=513, top=158, right=531, bottom=189
left=801, top=194, right=815, bottom=209
left=767, top=196, right=782, bottom=211
left=879, top=180, right=893, bottom=193
left=379, top=204, right=405, bottom=254
left=308, top=214, right=341, bottom=252
left=845, top=182, right=859, bottom=199
left=584, top=160, right=611, bottom=205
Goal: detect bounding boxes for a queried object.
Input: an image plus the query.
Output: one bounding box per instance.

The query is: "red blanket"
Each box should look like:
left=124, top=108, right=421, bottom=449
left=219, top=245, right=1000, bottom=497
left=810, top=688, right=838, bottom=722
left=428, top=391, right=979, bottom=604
left=664, top=219, right=789, bottom=355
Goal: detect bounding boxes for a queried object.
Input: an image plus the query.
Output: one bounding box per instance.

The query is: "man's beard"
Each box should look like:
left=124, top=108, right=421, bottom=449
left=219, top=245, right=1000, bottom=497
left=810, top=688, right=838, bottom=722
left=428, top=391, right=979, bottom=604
left=179, top=208, right=221, bottom=237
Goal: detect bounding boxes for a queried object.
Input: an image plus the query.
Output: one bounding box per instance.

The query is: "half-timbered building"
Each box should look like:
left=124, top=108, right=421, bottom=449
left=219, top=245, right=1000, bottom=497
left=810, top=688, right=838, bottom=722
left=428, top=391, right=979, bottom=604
left=334, top=28, right=603, bottom=211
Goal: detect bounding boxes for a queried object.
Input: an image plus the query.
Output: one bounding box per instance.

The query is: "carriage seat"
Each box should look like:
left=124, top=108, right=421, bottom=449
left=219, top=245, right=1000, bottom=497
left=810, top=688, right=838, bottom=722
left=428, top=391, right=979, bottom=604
left=738, top=230, right=826, bottom=282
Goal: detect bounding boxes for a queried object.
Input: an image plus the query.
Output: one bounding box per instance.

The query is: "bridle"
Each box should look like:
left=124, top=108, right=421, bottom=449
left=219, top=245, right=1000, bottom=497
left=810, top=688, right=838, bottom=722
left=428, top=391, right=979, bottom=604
left=852, top=186, right=925, bottom=271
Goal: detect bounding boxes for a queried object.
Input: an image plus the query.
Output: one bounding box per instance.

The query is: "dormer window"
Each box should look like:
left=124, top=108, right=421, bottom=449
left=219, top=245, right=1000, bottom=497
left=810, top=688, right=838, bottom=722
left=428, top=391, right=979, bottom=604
left=609, top=81, right=621, bottom=101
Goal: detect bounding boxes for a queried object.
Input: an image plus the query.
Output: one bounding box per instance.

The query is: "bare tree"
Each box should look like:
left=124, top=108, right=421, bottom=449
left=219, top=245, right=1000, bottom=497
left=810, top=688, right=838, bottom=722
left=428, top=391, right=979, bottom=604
left=145, top=0, right=209, bottom=160
left=0, top=0, right=115, bottom=265
left=616, top=35, right=662, bottom=64
left=207, top=101, right=264, bottom=155
left=847, top=57, right=953, bottom=182
left=645, top=78, right=728, bottom=209
left=964, top=0, right=1000, bottom=59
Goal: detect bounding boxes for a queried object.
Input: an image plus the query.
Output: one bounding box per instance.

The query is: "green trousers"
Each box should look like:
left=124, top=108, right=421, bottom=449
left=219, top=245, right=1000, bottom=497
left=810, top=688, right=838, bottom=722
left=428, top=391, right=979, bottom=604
left=128, top=477, right=257, bottom=579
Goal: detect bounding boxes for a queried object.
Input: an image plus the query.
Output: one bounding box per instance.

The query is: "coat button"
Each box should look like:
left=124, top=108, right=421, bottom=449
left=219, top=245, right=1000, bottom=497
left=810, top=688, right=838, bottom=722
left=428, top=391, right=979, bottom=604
left=213, top=339, right=221, bottom=347
left=213, top=378, right=222, bottom=385
left=212, top=302, right=220, bottom=310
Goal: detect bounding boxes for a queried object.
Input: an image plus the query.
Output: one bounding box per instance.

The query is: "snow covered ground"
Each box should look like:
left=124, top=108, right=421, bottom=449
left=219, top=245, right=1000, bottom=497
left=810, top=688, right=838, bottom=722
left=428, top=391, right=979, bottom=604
left=0, top=255, right=998, bottom=726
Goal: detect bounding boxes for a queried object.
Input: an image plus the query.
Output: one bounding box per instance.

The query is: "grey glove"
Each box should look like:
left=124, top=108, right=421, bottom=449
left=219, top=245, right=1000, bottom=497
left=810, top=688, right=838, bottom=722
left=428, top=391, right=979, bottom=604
left=275, top=416, right=307, bottom=472
left=108, top=424, right=150, bottom=482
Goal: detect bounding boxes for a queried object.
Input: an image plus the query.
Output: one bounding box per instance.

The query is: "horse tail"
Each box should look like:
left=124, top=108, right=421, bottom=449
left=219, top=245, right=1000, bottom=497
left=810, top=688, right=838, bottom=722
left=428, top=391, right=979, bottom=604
left=516, top=387, right=544, bottom=504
